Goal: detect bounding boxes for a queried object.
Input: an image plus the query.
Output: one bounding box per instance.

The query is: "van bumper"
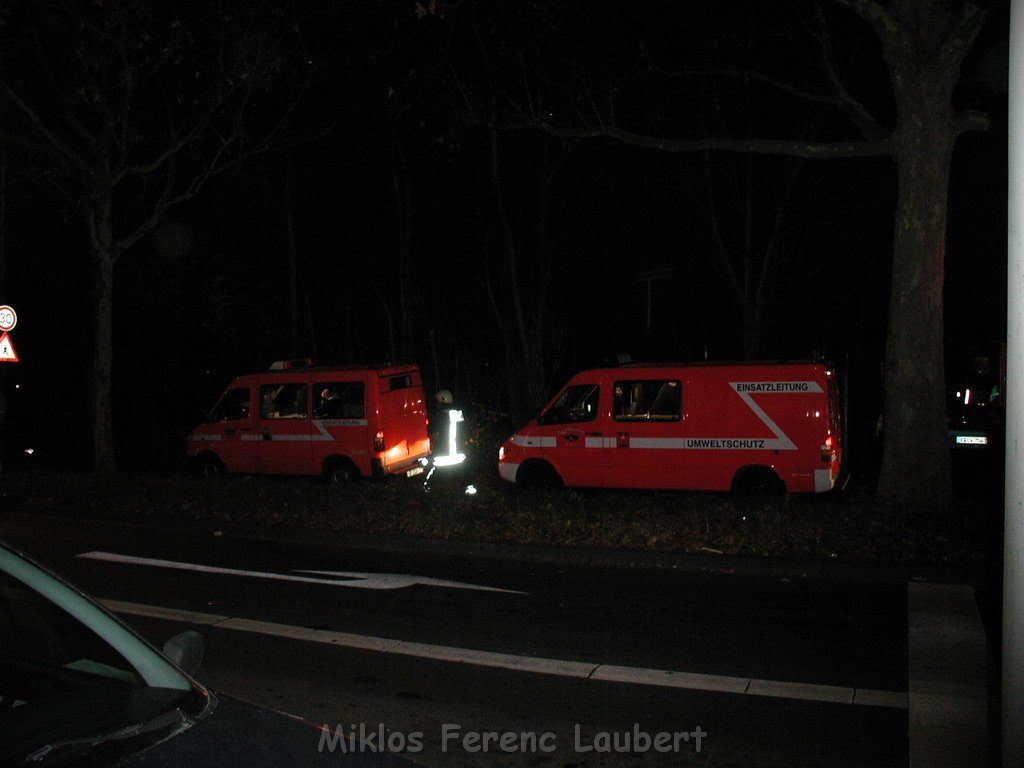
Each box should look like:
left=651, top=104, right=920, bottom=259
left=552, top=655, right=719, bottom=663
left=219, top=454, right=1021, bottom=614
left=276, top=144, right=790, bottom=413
left=373, top=454, right=430, bottom=478
left=814, top=468, right=837, bottom=493
left=498, top=462, right=519, bottom=483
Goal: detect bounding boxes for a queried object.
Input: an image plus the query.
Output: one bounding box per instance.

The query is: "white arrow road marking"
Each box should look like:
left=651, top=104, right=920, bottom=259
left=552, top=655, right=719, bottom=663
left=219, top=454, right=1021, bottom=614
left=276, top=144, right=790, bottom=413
left=292, top=569, right=513, bottom=592
left=76, top=551, right=524, bottom=594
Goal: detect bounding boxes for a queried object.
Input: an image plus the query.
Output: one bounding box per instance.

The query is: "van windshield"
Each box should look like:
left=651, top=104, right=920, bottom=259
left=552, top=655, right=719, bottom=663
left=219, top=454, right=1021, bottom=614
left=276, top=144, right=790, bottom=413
left=538, top=384, right=600, bottom=425
left=205, top=387, right=250, bottom=423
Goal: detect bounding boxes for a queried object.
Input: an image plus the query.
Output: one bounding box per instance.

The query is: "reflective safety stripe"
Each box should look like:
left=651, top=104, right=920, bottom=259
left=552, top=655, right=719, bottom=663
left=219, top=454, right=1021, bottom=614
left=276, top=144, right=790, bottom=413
left=272, top=420, right=342, bottom=442
left=629, top=438, right=686, bottom=449
left=313, top=418, right=369, bottom=428
left=196, top=419, right=370, bottom=444
left=511, top=435, right=557, bottom=448
left=520, top=436, right=796, bottom=451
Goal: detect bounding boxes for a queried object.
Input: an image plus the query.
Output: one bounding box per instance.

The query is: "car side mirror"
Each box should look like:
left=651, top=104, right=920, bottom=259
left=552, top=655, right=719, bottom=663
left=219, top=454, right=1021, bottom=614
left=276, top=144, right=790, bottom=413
left=163, top=630, right=205, bottom=676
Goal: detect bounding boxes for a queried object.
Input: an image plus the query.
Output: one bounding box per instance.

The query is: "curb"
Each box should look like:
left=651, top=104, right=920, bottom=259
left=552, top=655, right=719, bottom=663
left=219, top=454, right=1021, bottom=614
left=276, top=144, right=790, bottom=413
left=2, top=502, right=983, bottom=586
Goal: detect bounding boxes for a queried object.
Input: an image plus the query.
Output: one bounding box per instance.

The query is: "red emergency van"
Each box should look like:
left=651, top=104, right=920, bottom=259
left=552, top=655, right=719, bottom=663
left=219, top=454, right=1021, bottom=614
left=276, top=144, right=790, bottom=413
left=498, top=362, right=842, bottom=493
left=187, top=361, right=431, bottom=482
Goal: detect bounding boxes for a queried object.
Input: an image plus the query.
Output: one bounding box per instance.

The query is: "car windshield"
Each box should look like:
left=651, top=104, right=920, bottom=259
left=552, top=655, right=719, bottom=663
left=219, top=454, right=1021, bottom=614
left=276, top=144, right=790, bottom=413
left=0, top=545, right=207, bottom=764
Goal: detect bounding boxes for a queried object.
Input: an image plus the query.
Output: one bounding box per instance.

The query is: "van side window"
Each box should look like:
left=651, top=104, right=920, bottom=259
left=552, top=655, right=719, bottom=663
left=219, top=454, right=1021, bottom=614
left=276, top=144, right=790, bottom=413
left=260, top=383, right=308, bottom=419
left=614, top=380, right=682, bottom=421
left=538, top=384, right=600, bottom=425
left=210, top=387, right=250, bottom=422
left=389, top=375, right=413, bottom=391
left=314, top=381, right=365, bottom=419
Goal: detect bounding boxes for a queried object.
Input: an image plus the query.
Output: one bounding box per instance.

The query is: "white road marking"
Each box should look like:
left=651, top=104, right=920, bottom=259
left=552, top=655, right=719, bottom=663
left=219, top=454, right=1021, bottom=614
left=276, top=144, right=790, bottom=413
left=77, top=551, right=524, bottom=594
left=101, top=599, right=907, bottom=709
left=293, top=569, right=518, bottom=592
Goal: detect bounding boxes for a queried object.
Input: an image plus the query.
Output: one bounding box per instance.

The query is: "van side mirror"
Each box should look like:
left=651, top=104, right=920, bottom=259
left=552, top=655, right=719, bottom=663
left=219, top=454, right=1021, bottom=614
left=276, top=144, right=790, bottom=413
left=163, top=630, right=205, bottom=676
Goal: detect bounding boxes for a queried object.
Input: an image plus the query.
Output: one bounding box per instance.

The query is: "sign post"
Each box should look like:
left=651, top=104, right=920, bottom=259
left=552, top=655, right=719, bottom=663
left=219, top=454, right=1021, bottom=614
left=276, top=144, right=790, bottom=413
left=0, top=304, right=13, bottom=474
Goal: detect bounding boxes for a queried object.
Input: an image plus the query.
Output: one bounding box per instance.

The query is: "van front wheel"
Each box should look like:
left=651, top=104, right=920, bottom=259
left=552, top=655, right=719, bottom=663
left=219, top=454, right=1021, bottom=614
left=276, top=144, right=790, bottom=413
left=517, top=460, right=563, bottom=490
left=197, top=454, right=225, bottom=479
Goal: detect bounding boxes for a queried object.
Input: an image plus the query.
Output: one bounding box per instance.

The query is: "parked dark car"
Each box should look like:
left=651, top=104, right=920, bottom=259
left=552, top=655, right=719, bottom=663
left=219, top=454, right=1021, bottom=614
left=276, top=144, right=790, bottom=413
left=0, top=542, right=414, bottom=766
left=947, top=395, right=1004, bottom=452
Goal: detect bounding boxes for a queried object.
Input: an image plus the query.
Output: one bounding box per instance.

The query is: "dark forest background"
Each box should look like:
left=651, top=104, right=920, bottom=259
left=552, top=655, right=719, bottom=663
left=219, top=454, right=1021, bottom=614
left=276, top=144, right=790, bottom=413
left=0, top=0, right=1007, bottom=476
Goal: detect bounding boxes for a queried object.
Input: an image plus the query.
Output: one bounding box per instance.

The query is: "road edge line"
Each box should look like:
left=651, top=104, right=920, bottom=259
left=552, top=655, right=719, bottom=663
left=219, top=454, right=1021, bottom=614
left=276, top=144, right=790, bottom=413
left=102, top=598, right=908, bottom=709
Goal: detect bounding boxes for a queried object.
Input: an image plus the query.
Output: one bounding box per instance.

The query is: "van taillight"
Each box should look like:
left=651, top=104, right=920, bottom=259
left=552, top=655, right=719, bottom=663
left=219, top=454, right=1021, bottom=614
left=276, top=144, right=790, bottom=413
left=821, top=435, right=834, bottom=463
left=374, top=431, right=385, bottom=452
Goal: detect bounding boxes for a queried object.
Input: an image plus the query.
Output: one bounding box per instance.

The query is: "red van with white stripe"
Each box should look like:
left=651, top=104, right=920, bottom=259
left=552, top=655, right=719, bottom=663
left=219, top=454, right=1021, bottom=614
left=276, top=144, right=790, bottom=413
left=187, top=361, right=431, bottom=482
left=498, top=362, right=842, bottom=493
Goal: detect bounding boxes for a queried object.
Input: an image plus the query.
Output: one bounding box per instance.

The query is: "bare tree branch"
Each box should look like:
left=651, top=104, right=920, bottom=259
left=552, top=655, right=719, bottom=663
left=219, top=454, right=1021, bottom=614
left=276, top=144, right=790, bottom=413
left=810, top=1, right=887, bottom=140
left=0, top=77, right=92, bottom=174
left=494, top=119, right=894, bottom=159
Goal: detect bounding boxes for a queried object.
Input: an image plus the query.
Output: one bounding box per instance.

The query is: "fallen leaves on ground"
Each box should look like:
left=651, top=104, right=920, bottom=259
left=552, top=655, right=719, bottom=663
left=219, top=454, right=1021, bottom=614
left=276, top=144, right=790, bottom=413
left=0, top=460, right=995, bottom=571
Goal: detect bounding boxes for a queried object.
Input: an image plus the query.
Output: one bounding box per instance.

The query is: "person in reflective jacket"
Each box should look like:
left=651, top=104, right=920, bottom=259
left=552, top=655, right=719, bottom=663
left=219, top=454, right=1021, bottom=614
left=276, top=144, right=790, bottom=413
left=430, top=389, right=465, bottom=466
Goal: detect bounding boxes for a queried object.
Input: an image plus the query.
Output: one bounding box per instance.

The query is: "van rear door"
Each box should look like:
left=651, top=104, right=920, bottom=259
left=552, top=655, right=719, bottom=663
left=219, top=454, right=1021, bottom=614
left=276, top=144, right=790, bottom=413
left=374, top=371, right=426, bottom=472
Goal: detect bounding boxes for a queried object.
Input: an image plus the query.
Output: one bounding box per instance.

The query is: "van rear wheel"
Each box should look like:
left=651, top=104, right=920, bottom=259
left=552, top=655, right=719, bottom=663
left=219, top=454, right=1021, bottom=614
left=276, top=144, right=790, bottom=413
left=731, top=466, right=785, bottom=495
left=324, top=459, right=359, bottom=484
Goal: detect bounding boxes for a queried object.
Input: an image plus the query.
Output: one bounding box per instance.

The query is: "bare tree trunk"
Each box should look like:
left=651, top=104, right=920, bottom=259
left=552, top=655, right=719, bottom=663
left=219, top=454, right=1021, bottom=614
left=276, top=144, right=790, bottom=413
left=868, top=0, right=988, bottom=509
left=481, top=235, right=523, bottom=417
left=285, top=146, right=300, bottom=358
left=489, top=130, right=532, bottom=369
left=387, top=119, right=415, bottom=362
left=877, top=98, right=955, bottom=507
left=90, top=192, right=116, bottom=472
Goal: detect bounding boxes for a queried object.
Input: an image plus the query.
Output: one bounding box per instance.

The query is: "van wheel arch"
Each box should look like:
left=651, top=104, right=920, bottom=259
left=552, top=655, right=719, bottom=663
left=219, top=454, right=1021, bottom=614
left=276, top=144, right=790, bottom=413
left=730, top=465, right=785, bottom=495
left=516, top=459, right=564, bottom=490
left=323, top=456, right=360, bottom=484
left=195, top=452, right=226, bottom=478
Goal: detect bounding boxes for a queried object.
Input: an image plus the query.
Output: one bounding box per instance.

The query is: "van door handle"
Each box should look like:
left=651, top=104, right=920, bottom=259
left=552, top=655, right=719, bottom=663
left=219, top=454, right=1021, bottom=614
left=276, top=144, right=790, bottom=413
left=262, top=431, right=273, bottom=441
left=225, top=428, right=235, bottom=435
left=559, top=429, right=582, bottom=443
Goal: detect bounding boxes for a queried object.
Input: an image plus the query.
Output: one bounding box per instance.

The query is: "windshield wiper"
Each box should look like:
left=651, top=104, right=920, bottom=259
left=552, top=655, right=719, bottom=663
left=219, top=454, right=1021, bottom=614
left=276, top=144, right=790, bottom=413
left=22, top=707, right=193, bottom=764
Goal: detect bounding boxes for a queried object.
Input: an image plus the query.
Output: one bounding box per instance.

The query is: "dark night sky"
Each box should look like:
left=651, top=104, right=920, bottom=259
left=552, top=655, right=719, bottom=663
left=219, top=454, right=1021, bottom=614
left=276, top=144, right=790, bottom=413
left=0, top=0, right=1009, bottom=470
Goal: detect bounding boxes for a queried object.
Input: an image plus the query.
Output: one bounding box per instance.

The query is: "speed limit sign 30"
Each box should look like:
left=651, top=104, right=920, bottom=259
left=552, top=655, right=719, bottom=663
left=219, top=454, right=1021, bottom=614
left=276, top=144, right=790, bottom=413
left=0, top=305, right=15, bottom=332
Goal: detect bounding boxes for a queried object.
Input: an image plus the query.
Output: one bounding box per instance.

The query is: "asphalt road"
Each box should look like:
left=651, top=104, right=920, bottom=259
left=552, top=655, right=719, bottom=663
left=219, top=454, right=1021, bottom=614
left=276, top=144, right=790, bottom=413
left=0, top=510, right=918, bottom=767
